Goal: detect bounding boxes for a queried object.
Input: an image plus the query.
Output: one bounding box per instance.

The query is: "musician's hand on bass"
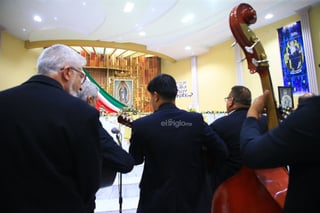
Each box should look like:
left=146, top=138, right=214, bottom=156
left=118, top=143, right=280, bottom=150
left=247, top=90, right=270, bottom=119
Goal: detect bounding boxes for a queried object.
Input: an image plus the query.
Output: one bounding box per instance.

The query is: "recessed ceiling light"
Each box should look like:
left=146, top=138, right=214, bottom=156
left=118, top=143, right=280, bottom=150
left=264, top=13, right=274, bottom=20
left=22, top=28, right=26, bottom=32
left=181, top=14, right=194, bottom=23
left=185, top=46, right=192, bottom=50
left=139, top=31, right=146, bottom=36
left=33, top=15, right=42, bottom=22
left=124, top=2, right=135, bottom=13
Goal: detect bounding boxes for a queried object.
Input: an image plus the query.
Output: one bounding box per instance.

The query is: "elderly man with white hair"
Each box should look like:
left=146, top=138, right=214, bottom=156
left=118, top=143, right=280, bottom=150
left=79, top=80, right=134, bottom=187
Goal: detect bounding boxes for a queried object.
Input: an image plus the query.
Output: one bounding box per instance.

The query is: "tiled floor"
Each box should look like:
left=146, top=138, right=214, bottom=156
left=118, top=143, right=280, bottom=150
left=95, top=164, right=143, bottom=213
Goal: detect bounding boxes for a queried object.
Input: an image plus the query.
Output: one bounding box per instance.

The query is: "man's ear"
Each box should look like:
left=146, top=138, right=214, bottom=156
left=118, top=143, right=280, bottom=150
left=153, top=91, right=160, bottom=102
left=86, top=96, right=91, bottom=104
left=61, top=67, right=72, bottom=81
left=88, top=96, right=96, bottom=105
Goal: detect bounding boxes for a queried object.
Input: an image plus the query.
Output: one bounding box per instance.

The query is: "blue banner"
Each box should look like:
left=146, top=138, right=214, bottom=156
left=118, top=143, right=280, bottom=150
left=277, top=21, right=309, bottom=95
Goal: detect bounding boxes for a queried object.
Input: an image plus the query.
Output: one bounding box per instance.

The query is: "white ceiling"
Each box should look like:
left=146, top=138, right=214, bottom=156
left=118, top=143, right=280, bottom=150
left=0, top=0, right=319, bottom=61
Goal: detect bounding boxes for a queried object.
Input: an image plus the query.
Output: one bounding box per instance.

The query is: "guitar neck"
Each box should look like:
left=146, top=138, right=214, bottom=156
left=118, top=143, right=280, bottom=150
left=117, top=115, right=133, bottom=128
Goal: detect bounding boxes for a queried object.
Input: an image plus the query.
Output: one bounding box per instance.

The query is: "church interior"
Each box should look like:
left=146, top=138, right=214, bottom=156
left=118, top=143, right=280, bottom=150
left=1, top=1, right=320, bottom=212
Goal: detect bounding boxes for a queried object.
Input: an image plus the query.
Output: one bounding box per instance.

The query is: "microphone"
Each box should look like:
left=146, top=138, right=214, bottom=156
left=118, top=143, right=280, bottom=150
left=111, top=127, right=120, bottom=134
left=111, top=127, right=122, bottom=148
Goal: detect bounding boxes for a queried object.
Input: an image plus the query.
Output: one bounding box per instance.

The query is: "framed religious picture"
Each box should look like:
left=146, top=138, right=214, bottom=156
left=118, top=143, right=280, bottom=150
left=278, top=86, right=294, bottom=109
left=114, top=79, right=133, bottom=106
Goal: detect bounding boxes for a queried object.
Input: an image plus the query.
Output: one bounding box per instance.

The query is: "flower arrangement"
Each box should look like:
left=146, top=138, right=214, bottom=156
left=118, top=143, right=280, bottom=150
left=277, top=105, right=293, bottom=121
left=119, top=106, right=139, bottom=115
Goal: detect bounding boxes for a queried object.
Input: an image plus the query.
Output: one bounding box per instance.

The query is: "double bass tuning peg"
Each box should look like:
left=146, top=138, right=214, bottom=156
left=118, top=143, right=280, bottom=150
left=244, top=38, right=260, bottom=54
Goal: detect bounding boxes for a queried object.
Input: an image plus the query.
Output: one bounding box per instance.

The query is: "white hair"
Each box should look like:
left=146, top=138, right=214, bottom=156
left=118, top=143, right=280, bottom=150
left=37, top=44, right=86, bottom=75
left=78, top=80, right=99, bottom=101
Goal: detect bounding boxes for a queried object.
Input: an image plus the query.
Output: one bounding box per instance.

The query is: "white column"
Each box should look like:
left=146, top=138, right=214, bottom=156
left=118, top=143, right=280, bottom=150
left=234, top=43, right=245, bottom=85
left=296, top=7, right=318, bottom=95
left=191, top=56, right=199, bottom=111
left=0, top=25, right=5, bottom=49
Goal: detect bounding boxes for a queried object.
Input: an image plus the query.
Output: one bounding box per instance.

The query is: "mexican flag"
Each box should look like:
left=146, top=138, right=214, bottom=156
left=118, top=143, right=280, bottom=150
left=83, top=68, right=126, bottom=113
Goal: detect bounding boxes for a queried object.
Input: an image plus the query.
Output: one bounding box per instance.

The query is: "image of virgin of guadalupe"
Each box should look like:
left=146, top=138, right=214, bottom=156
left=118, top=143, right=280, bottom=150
left=117, top=81, right=130, bottom=105
left=285, top=39, right=303, bottom=74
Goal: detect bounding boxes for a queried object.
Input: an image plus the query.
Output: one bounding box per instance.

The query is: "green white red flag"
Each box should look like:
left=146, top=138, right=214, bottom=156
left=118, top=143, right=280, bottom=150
left=83, top=68, right=126, bottom=113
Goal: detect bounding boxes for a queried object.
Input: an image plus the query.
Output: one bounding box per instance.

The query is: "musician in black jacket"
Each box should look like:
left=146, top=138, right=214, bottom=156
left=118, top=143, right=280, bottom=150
left=79, top=80, right=134, bottom=187
left=240, top=90, right=320, bottom=212
left=129, top=74, right=228, bottom=213
left=0, top=44, right=100, bottom=213
left=209, top=86, right=268, bottom=193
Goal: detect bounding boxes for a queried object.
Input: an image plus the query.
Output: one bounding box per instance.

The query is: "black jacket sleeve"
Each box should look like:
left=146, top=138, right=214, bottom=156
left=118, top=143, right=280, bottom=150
left=99, top=124, right=134, bottom=173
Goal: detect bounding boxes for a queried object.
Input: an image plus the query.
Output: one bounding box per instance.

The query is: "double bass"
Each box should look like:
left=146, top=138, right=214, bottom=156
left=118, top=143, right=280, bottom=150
left=212, top=3, right=289, bottom=213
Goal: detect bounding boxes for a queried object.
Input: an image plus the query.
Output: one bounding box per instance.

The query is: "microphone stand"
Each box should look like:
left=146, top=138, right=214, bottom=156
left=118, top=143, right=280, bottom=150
left=115, top=132, right=123, bottom=213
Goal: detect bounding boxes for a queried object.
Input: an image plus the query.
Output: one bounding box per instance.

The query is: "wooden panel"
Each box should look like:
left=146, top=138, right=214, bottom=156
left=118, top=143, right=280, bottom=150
left=85, top=56, right=161, bottom=113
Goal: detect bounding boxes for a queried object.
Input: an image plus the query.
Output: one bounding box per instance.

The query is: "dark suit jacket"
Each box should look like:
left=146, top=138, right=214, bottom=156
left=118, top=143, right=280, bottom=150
left=209, top=108, right=267, bottom=192
left=0, top=75, right=101, bottom=213
left=99, top=124, right=134, bottom=187
left=240, top=96, right=320, bottom=213
left=129, top=103, right=228, bottom=213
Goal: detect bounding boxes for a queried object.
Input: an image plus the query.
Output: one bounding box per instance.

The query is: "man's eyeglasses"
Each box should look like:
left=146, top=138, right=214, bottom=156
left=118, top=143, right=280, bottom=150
left=224, top=96, right=233, bottom=102
left=69, top=67, right=86, bottom=84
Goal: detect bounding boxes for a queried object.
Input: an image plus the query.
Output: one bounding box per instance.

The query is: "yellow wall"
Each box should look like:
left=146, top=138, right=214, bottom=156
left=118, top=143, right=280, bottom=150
left=161, top=57, right=193, bottom=109
left=162, top=5, right=320, bottom=112
left=197, top=39, right=236, bottom=112
left=0, top=32, right=42, bottom=90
